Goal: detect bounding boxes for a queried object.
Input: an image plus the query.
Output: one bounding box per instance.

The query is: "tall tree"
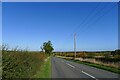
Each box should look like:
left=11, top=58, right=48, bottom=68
left=42, top=41, right=54, bottom=55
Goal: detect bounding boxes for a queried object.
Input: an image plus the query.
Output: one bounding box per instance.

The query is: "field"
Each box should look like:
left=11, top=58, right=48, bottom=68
left=54, top=50, right=120, bottom=74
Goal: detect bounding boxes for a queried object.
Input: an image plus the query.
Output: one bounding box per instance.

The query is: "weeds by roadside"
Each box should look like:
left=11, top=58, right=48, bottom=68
left=2, top=44, right=48, bottom=78
left=33, top=57, right=51, bottom=78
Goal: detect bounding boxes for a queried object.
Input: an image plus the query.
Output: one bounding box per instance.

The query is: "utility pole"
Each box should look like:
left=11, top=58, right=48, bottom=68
left=74, top=33, right=76, bottom=59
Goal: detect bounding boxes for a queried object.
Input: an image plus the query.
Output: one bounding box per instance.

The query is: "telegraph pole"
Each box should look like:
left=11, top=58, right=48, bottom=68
left=74, top=33, right=76, bottom=59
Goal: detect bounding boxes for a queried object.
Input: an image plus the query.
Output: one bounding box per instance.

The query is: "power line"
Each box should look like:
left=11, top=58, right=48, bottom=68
left=66, top=2, right=107, bottom=39
left=73, top=2, right=102, bottom=33
left=77, top=2, right=118, bottom=36
left=63, top=2, right=103, bottom=45
left=76, top=2, right=109, bottom=34
left=62, top=2, right=118, bottom=51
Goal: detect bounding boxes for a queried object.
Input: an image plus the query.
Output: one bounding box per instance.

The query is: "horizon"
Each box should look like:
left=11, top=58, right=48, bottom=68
left=3, top=48, right=117, bottom=52
left=2, top=2, right=118, bottom=51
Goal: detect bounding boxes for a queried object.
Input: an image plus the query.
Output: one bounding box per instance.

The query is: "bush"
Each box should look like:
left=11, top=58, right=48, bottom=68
left=2, top=50, right=47, bottom=78
left=95, top=57, right=120, bottom=63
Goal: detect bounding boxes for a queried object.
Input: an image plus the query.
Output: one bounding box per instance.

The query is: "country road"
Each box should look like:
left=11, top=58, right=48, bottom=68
left=52, top=57, right=119, bottom=80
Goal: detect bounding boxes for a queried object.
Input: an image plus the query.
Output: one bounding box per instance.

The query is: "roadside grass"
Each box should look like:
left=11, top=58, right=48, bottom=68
left=63, top=58, right=120, bottom=74
left=33, top=57, right=51, bottom=78
left=74, top=60, right=120, bottom=74
left=0, top=63, right=1, bottom=77
left=0, top=51, right=1, bottom=77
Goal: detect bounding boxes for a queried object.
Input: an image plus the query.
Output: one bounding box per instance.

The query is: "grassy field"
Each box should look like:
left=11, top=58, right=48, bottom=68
left=33, top=57, right=51, bottom=78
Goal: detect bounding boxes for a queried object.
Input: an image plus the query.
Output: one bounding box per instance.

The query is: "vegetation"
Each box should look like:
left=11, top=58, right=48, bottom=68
left=54, top=50, right=120, bottom=62
left=54, top=50, right=120, bottom=74
left=74, top=60, right=120, bottom=74
left=72, top=59, right=120, bottom=74
left=33, top=57, right=51, bottom=78
left=0, top=45, right=2, bottom=77
left=41, top=41, right=54, bottom=55
left=58, top=57, right=120, bottom=74
left=2, top=44, right=49, bottom=78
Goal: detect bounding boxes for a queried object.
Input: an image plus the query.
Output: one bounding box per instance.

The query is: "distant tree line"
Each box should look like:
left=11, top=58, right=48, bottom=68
left=111, top=49, right=120, bottom=56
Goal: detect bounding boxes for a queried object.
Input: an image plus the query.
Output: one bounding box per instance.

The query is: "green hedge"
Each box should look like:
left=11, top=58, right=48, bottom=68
left=2, top=51, right=47, bottom=78
left=95, top=57, right=120, bottom=62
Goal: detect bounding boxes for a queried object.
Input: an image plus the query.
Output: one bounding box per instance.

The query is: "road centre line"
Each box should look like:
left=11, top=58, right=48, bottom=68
left=66, top=63, right=75, bottom=68
left=82, top=71, right=98, bottom=80
left=62, top=59, right=97, bottom=80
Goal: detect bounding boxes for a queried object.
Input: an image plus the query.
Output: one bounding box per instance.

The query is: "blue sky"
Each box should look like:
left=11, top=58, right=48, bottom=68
left=0, top=2, right=2, bottom=46
left=2, top=2, right=118, bottom=51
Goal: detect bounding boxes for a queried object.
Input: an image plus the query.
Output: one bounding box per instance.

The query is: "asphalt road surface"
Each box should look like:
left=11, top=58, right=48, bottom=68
left=52, top=57, right=119, bottom=80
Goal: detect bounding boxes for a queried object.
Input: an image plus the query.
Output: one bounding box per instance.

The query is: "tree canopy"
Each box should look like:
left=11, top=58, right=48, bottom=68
left=41, top=41, right=54, bottom=55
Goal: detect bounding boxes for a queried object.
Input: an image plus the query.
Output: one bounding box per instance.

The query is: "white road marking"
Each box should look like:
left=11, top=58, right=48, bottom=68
left=82, top=71, right=98, bottom=80
left=66, top=63, right=75, bottom=68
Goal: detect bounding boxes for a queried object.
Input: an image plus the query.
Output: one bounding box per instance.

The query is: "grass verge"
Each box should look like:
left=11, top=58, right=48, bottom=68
left=63, top=58, right=120, bottom=74
left=33, top=57, right=51, bottom=78
left=74, top=60, right=120, bottom=74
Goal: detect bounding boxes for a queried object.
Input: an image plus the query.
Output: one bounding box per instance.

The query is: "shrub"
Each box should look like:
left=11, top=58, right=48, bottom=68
left=2, top=50, right=47, bottom=78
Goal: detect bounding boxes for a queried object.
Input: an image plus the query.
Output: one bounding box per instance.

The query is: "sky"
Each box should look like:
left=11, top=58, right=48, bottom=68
left=2, top=0, right=120, bottom=2
left=0, top=2, right=2, bottom=46
left=2, top=2, right=118, bottom=51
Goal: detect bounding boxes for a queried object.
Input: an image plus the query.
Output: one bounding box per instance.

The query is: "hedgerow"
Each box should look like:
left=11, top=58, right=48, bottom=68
left=2, top=50, right=47, bottom=78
